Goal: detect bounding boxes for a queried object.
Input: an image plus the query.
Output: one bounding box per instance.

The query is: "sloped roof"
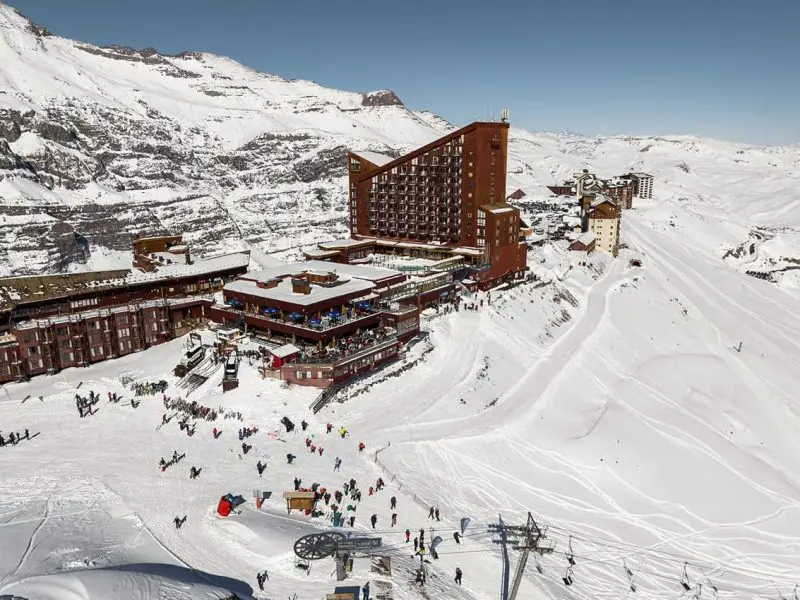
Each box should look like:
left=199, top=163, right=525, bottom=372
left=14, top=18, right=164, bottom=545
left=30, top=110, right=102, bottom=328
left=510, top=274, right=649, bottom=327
left=480, top=202, right=517, bottom=215
left=353, top=150, right=395, bottom=167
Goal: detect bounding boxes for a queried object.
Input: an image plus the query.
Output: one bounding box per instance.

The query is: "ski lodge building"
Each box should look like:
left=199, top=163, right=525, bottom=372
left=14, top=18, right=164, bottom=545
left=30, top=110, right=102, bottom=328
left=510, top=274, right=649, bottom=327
left=211, top=259, right=447, bottom=388
left=304, top=120, right=529, bottom=290
left=0, top=235, right=249, bottom=383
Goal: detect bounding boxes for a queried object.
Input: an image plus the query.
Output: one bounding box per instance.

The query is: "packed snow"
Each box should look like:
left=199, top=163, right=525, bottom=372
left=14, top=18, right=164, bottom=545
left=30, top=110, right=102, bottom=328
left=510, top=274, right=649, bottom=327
left=3, top=199, right=800, bottom=599
left=1, top=2, right=800, bottom=599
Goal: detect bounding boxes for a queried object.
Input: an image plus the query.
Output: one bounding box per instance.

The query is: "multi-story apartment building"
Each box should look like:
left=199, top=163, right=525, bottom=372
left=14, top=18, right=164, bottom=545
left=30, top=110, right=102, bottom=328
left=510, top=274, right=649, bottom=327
left=585, top=195, right=621, bottom=257
left=603, top=178, right=636, bottom=209
left=620, top=172, right=654, bottom=199
left=0, top=237, right=250, bottom=383
left=347, top=121, right=527, bottom=288
left=10, top=297, right=209, bottom=379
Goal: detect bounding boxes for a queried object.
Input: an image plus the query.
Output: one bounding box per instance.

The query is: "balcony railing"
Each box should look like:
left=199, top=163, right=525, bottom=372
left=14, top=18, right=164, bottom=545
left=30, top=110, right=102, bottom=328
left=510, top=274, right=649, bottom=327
left=291, top=335, right=399, bottom=366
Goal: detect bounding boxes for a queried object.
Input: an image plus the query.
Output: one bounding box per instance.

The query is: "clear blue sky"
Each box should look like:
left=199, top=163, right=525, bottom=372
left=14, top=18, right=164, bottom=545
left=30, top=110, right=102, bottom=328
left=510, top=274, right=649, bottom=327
left=7, top=0, right=800, bottom=145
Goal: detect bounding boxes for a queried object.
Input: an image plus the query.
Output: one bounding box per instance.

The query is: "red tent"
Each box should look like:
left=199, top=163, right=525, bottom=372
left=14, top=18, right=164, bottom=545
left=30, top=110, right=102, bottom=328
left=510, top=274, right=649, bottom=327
left=217, top=496, right=232, bottom=517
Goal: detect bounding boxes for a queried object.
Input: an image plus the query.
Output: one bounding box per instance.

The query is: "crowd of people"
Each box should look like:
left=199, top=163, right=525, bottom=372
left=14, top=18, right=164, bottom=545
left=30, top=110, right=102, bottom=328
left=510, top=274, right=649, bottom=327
left=0, top=429, right=31, bottom=447
left=163, top=396, right=219, bottom=422
left=282, top=419, right=468, bottom=591
left=238, top=426, right=258, bottom=440
left=130, top=379, right=169, bottom=396
left=75, top=392, right=101, bottom=417
left=58, top=352, right=468, bottom=597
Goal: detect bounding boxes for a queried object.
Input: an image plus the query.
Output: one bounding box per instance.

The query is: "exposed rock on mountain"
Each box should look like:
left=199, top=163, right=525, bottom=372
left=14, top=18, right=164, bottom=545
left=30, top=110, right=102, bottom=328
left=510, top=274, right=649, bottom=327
left=1, top=2, right=799, bottom=280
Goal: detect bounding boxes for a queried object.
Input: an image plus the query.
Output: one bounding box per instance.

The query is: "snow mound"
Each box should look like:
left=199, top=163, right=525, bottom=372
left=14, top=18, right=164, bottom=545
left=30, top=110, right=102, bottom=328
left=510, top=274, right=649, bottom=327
left=0, top=563, right=252, bottom=600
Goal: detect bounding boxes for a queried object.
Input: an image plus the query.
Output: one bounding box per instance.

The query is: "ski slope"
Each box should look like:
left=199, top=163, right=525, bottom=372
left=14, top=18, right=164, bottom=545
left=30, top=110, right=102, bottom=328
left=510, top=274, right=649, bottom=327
left=3, top=193, right=800, bottom=599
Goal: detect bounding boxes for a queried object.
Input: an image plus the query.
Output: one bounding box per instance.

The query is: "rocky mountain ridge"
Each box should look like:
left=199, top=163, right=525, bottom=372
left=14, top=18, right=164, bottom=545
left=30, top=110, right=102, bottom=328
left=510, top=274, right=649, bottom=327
left=1, top=2, right=799, bottom=279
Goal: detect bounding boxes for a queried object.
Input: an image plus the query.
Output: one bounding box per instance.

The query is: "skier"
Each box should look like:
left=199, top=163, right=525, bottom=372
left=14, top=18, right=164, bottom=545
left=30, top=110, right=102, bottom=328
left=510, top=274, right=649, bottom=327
left=428, top=506, right=435, bottom=520
left=414, top=537, right=419, bottom=552
left=256, top=461, right=264, bottom=476
left=391, top=513, right=397, bottom=527
left=370, top=514, right=377, bottom=529
left=390, top=496, right=397, bottom=509
left=174, top=515, right=185, bottom=529
left=0, top=434, right=5, bottom=447
left=369, top=486, right=374, bottom=496
left=189, top=466, right=197, bottom=479
left=294, top=477, right=302, bottom=491
left=455, top=567, right=463, bottom=585
left=347, top=515, right=354, bottom=527
left=453, top=532, right=461, bottom=544
left=435, top=508, right=440, bottom=521
left=173, top=450, right=179, bottom=463
left=334, top=456, right=342, bottom=472
left=405, top=529, right=411, bottom=543
left=310, top=444, right=316, bottom=454
left=287, top=453, right=296, bottom=464
left=358, top=441, right=365, bottom=452
left=326, top=423, right=333, bottom=434
left=301, top=420, right=308, bottom=431
left=318, top=446, right=324, bottom=456
left=9, top=432, right=15, bottom=445
left=419, top=529, right=425, bottom=544
left=24, top=428, right=29, bottom=440
left=159, top=458, right=166, bottom=472
left=212, top=427, right=218, bottom=438
left=362, top=582, right=370, bottom=600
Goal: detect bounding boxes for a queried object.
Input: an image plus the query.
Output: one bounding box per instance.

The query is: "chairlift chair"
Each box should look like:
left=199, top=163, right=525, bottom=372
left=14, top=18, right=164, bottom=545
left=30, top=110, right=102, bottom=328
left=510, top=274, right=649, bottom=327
left=534, top=555, right=544, bottom=574
left=623, top=559, right=636, bottom=592
left=563, top=566, right=574, bottom=586
left=692, top=583, right=703, bottom=600
left=566, top=535, right=576, bottom=566
left=704, top=576, right=719, bottom=597
left=680, top=562, right=692, bottom=592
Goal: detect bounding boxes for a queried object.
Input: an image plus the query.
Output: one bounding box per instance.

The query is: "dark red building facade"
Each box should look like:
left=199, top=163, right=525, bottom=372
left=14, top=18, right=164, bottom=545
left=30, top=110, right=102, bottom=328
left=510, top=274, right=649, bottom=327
left=347, top=121, right=527, bottom=288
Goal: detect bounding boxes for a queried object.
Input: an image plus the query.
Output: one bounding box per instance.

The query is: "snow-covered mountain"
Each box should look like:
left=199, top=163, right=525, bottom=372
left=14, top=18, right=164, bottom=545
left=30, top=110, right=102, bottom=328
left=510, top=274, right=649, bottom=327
left=2, top=5, right=800, bottom=600
left=2, top=1, right=799, bottom=280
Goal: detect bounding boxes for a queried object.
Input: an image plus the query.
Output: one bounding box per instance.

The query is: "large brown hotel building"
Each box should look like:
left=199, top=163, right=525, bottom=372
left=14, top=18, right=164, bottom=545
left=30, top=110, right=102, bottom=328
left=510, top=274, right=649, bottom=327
left=348, top=121, right=527, bottom=288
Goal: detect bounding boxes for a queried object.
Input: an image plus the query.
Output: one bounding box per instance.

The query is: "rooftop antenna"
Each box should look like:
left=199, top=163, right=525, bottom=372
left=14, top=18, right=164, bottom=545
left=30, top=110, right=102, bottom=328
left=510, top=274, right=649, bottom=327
left=501, top=108, right=509, bottom=123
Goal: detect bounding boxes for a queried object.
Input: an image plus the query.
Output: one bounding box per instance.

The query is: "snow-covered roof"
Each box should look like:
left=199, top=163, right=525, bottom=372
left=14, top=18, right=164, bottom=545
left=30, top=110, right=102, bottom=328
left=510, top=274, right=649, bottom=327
left=272, top=343, right=301, bottom=358
left=590, top=194, right=616, bottom=208
left=480, top=203, right=517, bottom=215
left=318, top=238, right=375, bottom=250
left=353, top=150, right=395, bottom=167
left=241, top=260, right=401, bottom=285
left=576, top=232, right=596, bottom=245
left=127, top=251, right=250, bottom=284
left=224, top=276, right=375, bottom=307
left=302, top=248, right=341, bottom=258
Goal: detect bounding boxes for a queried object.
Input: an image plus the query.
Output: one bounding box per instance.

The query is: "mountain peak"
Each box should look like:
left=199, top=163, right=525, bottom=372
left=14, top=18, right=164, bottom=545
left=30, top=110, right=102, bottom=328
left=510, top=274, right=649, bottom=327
left=0, top=2, right=52, bottom=37
left=362, top=89, right=404, bottom=107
